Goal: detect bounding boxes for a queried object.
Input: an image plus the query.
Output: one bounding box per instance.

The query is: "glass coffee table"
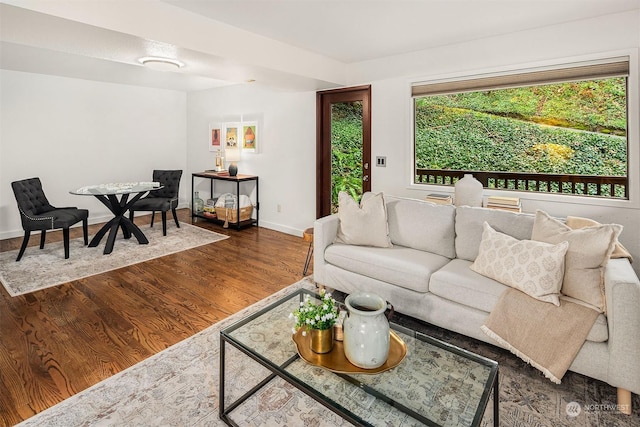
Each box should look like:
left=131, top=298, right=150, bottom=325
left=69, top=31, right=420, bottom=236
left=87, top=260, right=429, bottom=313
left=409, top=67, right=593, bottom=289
left=219, top=289, right=499, bottom=426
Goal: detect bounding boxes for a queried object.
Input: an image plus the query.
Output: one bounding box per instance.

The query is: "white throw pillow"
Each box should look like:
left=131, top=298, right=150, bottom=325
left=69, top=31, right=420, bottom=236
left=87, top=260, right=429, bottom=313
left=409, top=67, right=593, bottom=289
left=335, top=192, right=392, bottom=248
left=470, top=222, right=568, bottom=305
left=531, top=210, right=622, bottom=313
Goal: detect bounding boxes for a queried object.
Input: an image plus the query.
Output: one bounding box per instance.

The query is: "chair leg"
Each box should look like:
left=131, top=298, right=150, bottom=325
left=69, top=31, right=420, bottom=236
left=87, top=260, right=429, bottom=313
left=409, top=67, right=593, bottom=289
left=161, top=211, right=167, bottom=236
left=150, top=211, right=155, bottom=227
left=40, top=230, right=47, bottom=249
left=82, top=219, right=89, bottom=245
left=172, top=208, right=180, bottom=229
left=303, top=241, right=314, bottom=276
left=16, top=231, right=31, bottom=262
left=63, top=228, right=70, bottom=259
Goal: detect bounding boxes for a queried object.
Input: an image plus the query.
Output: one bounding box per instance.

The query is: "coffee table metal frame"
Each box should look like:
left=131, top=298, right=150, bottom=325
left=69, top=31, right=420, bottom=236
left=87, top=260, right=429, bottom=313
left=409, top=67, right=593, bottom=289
left=219, top=289, right=499, bottom=426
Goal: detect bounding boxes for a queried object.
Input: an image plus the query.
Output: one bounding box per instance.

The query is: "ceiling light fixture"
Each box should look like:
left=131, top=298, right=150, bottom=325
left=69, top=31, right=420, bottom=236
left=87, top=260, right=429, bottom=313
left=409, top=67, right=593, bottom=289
left=138, top=56, right=184, bottom=71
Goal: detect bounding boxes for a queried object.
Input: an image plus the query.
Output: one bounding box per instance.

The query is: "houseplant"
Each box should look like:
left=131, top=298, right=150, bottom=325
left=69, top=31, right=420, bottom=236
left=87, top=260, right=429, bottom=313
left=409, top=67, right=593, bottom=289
left=290, top=290, right=338, bottom=353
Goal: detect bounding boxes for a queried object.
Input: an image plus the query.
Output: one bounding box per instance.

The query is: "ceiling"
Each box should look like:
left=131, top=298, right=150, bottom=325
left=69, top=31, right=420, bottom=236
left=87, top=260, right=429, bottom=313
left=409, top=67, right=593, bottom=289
left=1, top=0, right=639, bottom=92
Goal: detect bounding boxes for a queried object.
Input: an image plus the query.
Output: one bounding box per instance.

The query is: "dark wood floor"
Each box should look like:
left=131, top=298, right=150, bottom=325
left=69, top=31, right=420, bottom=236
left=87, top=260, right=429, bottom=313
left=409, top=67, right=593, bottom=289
left=0, top=209, right=312, bottom=426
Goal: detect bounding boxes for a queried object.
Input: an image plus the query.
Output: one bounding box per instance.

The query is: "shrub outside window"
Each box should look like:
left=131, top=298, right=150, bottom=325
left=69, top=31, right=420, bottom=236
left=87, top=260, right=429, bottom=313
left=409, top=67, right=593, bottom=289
left=413, top=59, right=629, bottom=199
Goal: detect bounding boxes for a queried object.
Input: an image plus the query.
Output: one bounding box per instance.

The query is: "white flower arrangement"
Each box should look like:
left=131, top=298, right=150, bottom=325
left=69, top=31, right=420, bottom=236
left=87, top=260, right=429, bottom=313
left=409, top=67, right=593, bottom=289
left=289, top=289, right=338, bottom=335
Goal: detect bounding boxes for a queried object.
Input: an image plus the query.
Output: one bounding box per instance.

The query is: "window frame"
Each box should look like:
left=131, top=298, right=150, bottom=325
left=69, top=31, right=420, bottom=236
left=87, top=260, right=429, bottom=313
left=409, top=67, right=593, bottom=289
left=408, top=52, right=639, bottom=208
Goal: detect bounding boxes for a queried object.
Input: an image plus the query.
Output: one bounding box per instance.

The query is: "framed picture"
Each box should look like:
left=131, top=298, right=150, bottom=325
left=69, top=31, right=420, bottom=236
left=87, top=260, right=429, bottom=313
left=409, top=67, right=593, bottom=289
left=224, top=123, right=241, bottom=149
left=208, top=123, right=222, bottom=152
left=242, top=122, right=258, bottom=153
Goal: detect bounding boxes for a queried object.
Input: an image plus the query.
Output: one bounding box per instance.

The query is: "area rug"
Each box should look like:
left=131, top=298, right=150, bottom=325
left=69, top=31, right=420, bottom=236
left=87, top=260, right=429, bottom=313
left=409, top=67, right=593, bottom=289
left=15, top=277, right=640, bottom=426
left=0, top=223, right=227, bottom=296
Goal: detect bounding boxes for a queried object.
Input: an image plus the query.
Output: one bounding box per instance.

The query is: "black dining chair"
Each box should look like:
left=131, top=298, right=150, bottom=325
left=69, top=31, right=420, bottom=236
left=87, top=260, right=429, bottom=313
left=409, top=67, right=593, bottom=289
left=11, top=177, right=89, bottom=261
left=129, top=170, right=183, bottom=236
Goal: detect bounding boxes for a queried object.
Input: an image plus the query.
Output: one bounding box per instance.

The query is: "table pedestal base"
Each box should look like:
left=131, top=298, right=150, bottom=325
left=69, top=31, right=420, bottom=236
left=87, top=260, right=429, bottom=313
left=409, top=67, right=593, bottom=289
left=89, top=193, right=149, bottom=255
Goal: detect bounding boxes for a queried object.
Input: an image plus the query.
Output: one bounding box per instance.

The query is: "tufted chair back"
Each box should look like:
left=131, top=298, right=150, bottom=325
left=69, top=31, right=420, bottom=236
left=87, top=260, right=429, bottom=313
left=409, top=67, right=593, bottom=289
left=11, top=178, right=55, bottom=226
left=150, top=170, right=182, bottom=200
left=10, top=177, right=89, bottom=261
left=129, top=169, right=183, bottom=236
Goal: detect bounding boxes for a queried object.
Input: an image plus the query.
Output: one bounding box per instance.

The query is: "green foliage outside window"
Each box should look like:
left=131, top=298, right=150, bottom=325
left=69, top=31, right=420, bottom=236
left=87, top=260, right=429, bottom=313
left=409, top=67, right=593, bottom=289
left=414, top=77, right=628, bottom=195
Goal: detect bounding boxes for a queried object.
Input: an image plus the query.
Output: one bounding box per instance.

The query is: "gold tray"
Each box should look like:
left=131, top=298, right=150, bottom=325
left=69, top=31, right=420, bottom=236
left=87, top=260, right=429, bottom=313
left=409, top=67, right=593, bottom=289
left=292, top=329, right=407, bottom=374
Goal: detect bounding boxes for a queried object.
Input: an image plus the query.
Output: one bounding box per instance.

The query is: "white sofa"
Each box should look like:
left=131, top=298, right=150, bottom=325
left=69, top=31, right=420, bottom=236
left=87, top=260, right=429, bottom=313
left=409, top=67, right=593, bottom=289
left=314, top=195, right=640, bottom=408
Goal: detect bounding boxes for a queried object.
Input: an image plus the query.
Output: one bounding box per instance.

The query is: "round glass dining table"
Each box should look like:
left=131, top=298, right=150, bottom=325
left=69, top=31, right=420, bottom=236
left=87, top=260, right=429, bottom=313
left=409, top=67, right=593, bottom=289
left=70, top=182, right=163, bottom=255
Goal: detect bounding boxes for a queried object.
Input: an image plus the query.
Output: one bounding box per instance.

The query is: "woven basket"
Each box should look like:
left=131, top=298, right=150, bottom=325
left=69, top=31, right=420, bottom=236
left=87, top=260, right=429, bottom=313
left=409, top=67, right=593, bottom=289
left=215, top=205, right=253, bottom=223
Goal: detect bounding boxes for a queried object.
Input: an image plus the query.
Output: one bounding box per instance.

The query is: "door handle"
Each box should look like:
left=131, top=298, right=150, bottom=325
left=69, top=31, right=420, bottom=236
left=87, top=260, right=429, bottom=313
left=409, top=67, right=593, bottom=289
left=364, top=163, right=369, bottom=170
left=363, top=175, right=369, bottom=181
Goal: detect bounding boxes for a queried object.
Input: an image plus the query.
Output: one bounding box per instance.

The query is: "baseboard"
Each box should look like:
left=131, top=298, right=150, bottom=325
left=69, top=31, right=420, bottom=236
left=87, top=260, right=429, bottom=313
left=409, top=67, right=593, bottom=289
left=258, top=221, right=304, bottom=237
left=1, top=213, right=304, bottom=241
left=0, top=214, right=116, bottom=241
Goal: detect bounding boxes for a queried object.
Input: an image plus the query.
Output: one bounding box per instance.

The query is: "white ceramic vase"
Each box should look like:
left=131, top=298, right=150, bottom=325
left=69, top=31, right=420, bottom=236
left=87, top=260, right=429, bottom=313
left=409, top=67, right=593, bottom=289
left=454, top=174, right=483, bottom=207
left=343, top=293, right=390, bottom=369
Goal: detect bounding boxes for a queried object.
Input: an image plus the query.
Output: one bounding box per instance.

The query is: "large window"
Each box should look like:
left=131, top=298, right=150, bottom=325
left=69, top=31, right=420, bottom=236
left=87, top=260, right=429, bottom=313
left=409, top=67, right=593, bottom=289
left=413, top=59, right=629, bottom=199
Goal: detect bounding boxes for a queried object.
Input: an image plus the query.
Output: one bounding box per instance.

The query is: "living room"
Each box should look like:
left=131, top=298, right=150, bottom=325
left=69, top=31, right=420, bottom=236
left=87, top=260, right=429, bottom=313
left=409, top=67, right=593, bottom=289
left=1, top=1, right=640, bottom=425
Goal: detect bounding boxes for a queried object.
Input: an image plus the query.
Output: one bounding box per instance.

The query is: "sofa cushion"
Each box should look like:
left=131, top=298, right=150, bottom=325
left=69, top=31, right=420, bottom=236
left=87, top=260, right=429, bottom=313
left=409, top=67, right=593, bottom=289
left=385, top=195, right=456, bottom=259
left=430, top=259, right=509, bottom=313
left=455, top=206, right=536, bottom=262
left=531, top=210, right=622, bottom=313
left=470, top=222, right=568, bottom=306
left=585, top=313, right=609, bottom=343
left=324, top=243, right=450, bottom=293
left=335, top=191, right=392, bottom=248
left=430, top=259, right=609, bottom=342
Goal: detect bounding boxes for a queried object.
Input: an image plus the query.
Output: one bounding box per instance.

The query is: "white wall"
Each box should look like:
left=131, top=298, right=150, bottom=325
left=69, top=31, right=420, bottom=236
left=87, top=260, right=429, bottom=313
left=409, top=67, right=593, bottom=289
left=186, top=84, right=316, bottom=236
left=2, top=9, right=639, bottom=266
left=349, top=10, right=640, bottom=269
left=184, top=10, right=640, bottom=266
left=0, top=70, right=187, bottom=239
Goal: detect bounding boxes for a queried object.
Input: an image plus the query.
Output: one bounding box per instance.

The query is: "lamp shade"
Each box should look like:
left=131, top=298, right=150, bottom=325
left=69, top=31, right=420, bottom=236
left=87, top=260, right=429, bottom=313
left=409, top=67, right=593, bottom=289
left=225, top=149, right=241, bottom=162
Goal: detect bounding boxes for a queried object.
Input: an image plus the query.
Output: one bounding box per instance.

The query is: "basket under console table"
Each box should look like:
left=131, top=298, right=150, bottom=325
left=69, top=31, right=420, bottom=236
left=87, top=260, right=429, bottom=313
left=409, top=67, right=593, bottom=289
left=191, top=172, right=259, bottom=230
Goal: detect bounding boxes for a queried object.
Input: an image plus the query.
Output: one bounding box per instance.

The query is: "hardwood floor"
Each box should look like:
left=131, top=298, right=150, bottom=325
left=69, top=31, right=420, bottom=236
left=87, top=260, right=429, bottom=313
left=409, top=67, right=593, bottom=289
left=0, top=209, right=312, bottom=426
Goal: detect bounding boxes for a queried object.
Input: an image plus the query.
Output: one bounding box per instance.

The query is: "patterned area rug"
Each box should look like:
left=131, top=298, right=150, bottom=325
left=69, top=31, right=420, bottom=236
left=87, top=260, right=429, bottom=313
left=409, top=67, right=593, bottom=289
left=16, top=277, right=640, bottom=426
left=0, top=223, right=227, bottom=296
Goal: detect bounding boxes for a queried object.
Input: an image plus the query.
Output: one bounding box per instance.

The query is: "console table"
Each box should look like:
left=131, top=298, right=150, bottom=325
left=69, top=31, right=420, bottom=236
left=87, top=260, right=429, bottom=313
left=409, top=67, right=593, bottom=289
left=191, top=172, right=259, bottom=230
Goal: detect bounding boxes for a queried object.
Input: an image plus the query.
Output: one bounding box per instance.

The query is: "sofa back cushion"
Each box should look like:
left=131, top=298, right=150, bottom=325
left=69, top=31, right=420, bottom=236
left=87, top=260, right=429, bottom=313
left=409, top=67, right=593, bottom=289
left=385, top=195, right=456, bottom=259
left=455, top=206, right=536, bottom=261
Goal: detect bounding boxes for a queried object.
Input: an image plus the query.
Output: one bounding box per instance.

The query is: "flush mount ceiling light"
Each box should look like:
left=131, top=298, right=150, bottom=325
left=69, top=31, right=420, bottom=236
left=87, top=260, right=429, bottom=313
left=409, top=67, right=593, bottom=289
left=138, top=56, right=185, bottom=71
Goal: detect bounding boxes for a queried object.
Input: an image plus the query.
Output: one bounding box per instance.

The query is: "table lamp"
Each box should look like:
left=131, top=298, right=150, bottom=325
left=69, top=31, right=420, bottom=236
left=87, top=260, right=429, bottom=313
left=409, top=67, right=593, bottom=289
left=226, top=149, right=241, bottom=176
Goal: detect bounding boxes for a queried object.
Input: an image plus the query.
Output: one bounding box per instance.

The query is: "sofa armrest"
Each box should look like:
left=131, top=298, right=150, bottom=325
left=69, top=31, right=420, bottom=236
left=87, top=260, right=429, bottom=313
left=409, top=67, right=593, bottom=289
left=313, top=214, right=339, bottom=286
left=604, top=258, right=640, bottom=394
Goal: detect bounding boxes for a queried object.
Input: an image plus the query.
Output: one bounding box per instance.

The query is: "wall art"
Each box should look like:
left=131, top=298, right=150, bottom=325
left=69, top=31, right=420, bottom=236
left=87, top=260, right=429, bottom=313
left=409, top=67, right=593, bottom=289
left=224, top=122, right=241, bottom=149
left=242, top=122, right=258, bottom=153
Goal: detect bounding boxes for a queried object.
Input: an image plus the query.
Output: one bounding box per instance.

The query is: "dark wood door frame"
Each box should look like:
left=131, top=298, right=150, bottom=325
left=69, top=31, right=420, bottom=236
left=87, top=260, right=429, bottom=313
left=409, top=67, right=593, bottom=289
left=316, top=85, right=372, bottom=219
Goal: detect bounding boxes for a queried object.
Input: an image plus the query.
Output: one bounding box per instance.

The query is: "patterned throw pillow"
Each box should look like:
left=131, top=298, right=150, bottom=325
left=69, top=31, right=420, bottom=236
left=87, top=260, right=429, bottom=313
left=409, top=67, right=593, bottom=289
left=335, top=191, right=392, bottom=248
left=471, top=222, right=569, bottom=305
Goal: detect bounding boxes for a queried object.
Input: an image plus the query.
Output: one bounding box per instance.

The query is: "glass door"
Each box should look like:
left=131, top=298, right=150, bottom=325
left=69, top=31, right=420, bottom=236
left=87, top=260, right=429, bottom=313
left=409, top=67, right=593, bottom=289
left=316, top=86, right=371, bottom=218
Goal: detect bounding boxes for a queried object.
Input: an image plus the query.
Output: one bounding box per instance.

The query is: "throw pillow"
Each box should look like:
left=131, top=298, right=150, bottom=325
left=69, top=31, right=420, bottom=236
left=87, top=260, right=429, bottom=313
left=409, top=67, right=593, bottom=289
left=385, top=195, right=456, bottom=259
left=531, top=210, right=622, bottom=313
left=565, top=216, right=632, bottom=262
left=335, top=191, right=392, bottom=248
left=470, top=222, right=568, bottom=305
